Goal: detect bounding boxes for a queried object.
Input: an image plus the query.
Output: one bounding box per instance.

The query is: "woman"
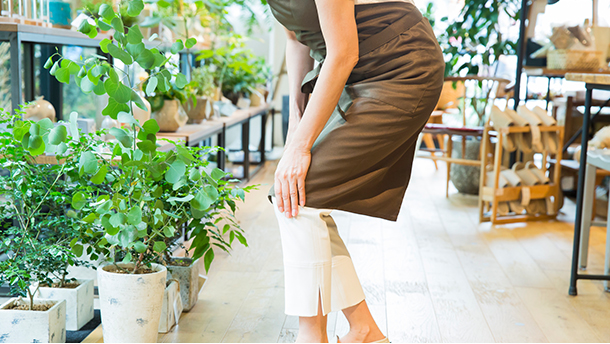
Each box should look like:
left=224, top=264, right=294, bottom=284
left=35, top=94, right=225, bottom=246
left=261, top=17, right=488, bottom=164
left=267, top=0, right=445, bottom=341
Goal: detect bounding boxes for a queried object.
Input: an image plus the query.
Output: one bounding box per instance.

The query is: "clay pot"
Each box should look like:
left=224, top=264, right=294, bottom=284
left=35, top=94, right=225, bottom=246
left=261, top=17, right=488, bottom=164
left=185, top=96, right=209, bottom=124
left=133, top=98, right=152, bottom=125
left=24, top=96, right=56, bottom=122
left=249, top=87, right=268, bottom=107
left=151, top=99, right=188, bottom=132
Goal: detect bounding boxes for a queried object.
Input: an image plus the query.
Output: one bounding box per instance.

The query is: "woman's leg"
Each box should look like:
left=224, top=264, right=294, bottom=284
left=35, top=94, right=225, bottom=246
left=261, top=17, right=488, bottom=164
left=321, top=214, right=385, bottom=343
left=273, top=198, right=386, bottom=342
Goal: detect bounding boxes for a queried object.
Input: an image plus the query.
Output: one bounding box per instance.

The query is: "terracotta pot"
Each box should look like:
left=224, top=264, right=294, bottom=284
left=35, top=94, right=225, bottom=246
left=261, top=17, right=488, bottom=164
left=249, top=87, right=267, bottom=107
left=151, top=100, right=188, bottom=132
left=24, top=96, right=56, bottom=122
left=185, top=96, right=209, bottom=124
left=133, top=98, right=152, bottom=125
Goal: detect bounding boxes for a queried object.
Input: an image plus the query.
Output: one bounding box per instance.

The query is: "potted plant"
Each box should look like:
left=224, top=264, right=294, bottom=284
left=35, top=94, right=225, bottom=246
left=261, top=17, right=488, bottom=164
left=197, top=35, right=270, bottom=107
left=42, top=1, right=195, bottom=340
left=154, top=145, right=253, bottom=312
left=185, top=65, right=216, bottom=123
left=147, top=81, right=190, bottom=132
left=248, top=55, right=271, bottom=107
left=0, top=109, right=87, bottom=342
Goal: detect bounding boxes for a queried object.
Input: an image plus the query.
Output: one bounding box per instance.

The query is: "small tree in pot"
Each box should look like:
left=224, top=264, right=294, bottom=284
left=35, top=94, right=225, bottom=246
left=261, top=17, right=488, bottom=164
left=0, top=110, right=89, bottom=342
left=41, top=0, right=199, bottom=340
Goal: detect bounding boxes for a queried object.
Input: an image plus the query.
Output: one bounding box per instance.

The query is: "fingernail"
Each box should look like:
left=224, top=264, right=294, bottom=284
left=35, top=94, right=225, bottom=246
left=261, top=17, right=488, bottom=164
left=285, top=211, right=291, bottom=218
left=292, top=210, right=297, bottom=216
left=278, top=206, right=283, bottom=212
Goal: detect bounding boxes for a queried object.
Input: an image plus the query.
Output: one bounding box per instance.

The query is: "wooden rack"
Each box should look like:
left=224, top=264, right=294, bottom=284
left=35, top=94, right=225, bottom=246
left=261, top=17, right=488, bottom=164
left=478, top=125, right=565, bottom=224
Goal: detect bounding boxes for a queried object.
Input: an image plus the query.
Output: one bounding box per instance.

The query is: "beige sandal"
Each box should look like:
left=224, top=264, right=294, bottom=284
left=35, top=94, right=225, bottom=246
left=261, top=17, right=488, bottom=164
left=485, top=165, right=511, bottom=216
left=531, top=106, right=559, bottom=154
left=512, top=162, right=543, bottom=215
left=504, top=108, right=535, bottom=154
left=525, top=161, right=553, bottom=215
left=490, top=105, right=517, bottom=152
left=516, top=106, right=544, bottom=153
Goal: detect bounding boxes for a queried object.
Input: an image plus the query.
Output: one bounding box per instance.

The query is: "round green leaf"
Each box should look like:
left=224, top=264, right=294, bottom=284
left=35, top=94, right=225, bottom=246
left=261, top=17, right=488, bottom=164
left=48, top=125, right=67, bottom=145
left=79, top=151, right=98, bottom=174
left=185, top=37, right=197, bottom=49
left=134, top=241, right=147, bottom=253
left=145, top=76, right=158, bottom=96
left=111, top=17, right=124, bottom=34
left=98, top=4, right=115, bottom=21
left=72, top=191, right=88, bottom=210
left=126, top=25, right=143, bottom=44
left=165, top=160, right=186, bottom=184
left=153, top=241, right=167, bottom=253
left=127, top=0, right=144, bottom=17
left=171, top=40, right=184, bottom=54
left=72, top=244, right=84, bottom=257
left=100, top=38, right=111, bottom=53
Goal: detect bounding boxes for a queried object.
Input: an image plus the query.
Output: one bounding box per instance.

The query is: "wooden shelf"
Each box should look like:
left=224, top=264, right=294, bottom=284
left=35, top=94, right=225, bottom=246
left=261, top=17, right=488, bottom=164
left=480, top=184, right=558, bottom=203
left=478, top=123, right=565, bottom=224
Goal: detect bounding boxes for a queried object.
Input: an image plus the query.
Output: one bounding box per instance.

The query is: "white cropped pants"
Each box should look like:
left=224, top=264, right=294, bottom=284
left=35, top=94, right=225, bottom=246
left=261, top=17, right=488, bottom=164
left=272, top=198, right=366, bottom=317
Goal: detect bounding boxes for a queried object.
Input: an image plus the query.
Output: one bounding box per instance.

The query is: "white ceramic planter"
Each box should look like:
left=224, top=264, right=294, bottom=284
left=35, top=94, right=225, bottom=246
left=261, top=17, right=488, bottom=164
left=35, top=279, right=94, bottom=331
left=167, top=257, right=200, bottom=312
left=0, top=298, right=66, bottom=343
left=158, top=280, right=183, bottom=333
left=98, top=263, right=166, bottom=343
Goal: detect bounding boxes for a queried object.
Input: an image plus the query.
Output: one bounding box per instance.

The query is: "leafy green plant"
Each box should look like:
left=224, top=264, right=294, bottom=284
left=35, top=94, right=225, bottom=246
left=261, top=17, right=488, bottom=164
left=0, top=109, right=87, bottom=310
left=191, top=65, right=217, bottom=98
left=197, top=34, right=270, bottom=103
left=437, top=0, right=520, bottom=77
left=81, top=0, right=141, bottom=29
left=67, top=124, right=252, bottom=273
left=42, top=1, right=253, bottom=274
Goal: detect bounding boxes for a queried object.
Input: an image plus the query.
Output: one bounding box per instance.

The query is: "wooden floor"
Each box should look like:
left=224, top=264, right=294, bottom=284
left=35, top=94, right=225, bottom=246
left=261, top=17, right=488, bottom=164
left=87, top=158, right=610, bottom=343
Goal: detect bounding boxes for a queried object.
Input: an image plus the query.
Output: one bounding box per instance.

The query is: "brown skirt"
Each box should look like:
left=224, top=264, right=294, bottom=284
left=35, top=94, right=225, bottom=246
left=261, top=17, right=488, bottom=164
left=270, top=3, right=445, bottom=221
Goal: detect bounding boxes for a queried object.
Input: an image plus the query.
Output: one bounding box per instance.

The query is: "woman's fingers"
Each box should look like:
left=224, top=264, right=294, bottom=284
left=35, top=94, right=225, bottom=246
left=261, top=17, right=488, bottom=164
left=274, top=175, right=284, bottom=213
left=297, top=172, right=306, bottom=207
left=280, top=176, right=291, bottom=218
left=289, top=169, right=299, bottom=217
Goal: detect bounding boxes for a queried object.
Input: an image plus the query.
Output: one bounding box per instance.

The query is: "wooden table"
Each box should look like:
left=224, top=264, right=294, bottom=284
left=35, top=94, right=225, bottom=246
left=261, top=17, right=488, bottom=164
left=565, top=72, right=610, bottom=296
left=155, top=104, right=271, bottom=181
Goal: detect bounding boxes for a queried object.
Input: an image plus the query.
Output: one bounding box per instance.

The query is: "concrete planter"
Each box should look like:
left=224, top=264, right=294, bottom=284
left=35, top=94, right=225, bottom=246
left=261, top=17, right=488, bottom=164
left=34, top=279, right=94, bottom=331
left=450, top=137, right=481, bottom=195
left=167, top=257, right=200, bottom=312
left=0, top=298, right=66, bottom=343
left=158, top=280, right=183, bottom=333
left=98, top=263, right=166, bottom=343
left=185, top=96, right=210, bottom=124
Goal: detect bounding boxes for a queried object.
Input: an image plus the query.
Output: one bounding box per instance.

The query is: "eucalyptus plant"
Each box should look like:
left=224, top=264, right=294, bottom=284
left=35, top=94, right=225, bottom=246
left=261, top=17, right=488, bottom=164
left=42, top=0, right=251, bottom=274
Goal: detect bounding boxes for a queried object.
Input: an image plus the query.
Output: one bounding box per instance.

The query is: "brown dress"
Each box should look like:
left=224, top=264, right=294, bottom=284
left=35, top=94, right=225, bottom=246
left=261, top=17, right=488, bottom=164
left=267, top=0, right=445, bottom=221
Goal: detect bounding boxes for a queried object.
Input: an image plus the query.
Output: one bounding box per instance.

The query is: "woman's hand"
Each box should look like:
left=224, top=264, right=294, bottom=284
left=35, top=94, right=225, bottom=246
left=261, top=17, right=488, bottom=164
left=274, top=145, right=311, bottom=218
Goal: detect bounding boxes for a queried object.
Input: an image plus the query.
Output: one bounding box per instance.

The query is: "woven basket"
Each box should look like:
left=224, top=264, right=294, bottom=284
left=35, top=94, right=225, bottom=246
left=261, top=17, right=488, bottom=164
left=547, top=49, right=602, bottom=70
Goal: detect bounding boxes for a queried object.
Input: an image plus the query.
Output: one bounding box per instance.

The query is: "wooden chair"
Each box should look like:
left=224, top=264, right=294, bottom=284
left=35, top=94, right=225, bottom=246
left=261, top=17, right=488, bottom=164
left=418, top=75, right=512, bottom=197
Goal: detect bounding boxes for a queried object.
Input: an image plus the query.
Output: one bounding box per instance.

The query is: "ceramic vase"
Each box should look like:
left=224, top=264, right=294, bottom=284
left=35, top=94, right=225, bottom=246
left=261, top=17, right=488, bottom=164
left=24, top=96, right=56, bottom=122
